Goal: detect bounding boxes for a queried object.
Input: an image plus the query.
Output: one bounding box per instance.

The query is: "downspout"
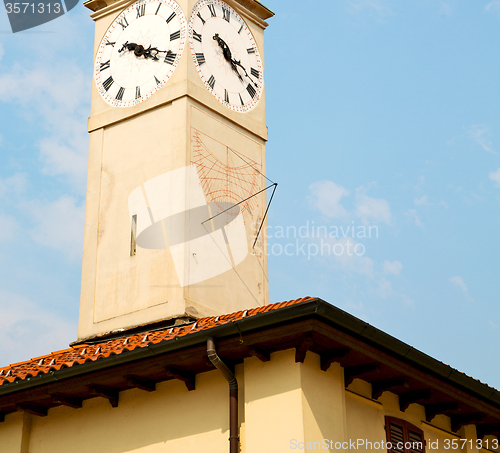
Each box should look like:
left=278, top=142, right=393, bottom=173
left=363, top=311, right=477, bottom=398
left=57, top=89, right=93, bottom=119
left=207, top=337, right=239, bottom=453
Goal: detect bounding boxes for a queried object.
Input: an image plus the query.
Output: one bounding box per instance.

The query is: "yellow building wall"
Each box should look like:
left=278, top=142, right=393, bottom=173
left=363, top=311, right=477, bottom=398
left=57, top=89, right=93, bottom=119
left=0, top=349, right=492, bottom=453
left=3, top=370, right=231, bottom=453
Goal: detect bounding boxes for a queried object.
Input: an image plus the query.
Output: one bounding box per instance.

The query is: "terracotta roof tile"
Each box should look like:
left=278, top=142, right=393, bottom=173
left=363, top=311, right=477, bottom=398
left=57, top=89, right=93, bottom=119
left=0, top=297, right=314, bottom=386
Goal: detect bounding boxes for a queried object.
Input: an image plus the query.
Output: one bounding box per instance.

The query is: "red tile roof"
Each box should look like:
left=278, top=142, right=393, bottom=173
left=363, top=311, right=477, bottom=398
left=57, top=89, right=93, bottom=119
left=0, top=297, right=314, bottom=387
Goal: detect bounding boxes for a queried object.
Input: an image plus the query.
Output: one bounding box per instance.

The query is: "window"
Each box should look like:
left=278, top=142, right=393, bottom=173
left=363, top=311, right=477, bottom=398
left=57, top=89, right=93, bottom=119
left=386, top=416, right=425, bottom=453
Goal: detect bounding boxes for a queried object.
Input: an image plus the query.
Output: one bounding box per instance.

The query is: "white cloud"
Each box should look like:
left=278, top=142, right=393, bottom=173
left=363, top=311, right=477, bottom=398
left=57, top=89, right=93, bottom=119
left=309, top=181, right=350, bottom=218
left=0, top=212, right=18, bottom=241
left=0, top=289, right=76, bottom=367
left=382, top=260, right=403, bottom=275
left=0, top=173, right=27, bottom=198
left=355, top=187, right=392, bottom=225
left=0, top=54, right=90, bottom=190
left=406, top=209, right=423, bottom=227
left=27, top=196, right=85, bottom=260
left=414, top=195, right=428, bottom=206
left=489, top=167, right=500, bottom=187
left=439, top=3, right=453, bottom=15
left=450, top=275, right=468, bottom=293
left=39, top=137, right=88, bottom=188
left=468, top=125, right=494, bottom=153
left=485, top=1, right=500, bottom=16
left=376, top=277, right=393, bottom=299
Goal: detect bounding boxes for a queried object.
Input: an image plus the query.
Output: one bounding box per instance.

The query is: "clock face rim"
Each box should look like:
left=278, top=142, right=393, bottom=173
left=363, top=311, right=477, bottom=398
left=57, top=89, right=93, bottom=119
left=94, top=0, right=187, bottom=108
left=188, top=0, right=264, bottom=113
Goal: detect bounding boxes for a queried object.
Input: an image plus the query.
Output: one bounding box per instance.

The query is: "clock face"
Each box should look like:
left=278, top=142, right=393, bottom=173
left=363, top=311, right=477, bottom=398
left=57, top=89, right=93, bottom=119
left=94, top=0, right=186, bottom=108
left=188, top=0, right=263, bottom=113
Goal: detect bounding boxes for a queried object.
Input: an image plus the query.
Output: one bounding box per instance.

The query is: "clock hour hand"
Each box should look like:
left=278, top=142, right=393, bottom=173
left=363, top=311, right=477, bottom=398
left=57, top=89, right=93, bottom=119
left=213, top=34, right=244, bottom=82
left=119, top=41, right=166, bottom=61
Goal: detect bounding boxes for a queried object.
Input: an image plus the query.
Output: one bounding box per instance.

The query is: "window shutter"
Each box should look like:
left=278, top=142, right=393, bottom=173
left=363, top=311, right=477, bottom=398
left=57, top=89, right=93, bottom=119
left=386, top=417, right=425, bottom=453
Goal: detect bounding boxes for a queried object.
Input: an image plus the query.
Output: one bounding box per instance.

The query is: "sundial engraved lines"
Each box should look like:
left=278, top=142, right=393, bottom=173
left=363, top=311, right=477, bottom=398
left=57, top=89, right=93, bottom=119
left=190, top=129, right=261, bottom=218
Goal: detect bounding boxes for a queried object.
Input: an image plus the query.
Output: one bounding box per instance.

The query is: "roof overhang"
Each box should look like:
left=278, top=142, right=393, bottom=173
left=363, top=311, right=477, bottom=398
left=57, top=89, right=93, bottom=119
left=0, top=298, right=499, bottom=437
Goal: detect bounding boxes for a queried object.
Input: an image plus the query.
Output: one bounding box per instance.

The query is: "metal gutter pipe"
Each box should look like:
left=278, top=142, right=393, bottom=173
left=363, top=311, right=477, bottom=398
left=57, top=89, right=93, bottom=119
left=207, top=337, right=239, bottom=453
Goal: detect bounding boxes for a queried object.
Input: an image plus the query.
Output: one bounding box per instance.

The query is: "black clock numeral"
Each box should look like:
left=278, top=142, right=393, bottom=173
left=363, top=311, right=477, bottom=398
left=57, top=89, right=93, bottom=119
left=170, top=30, right=180, bottom=41
left=195, top=53, right=206, bottom=65
left=99, top=60, right=110, bottom=72
left=105, top=38, right=115, bottom=47
left=155, top=2, right=161, bottom=14
left=197, top=12, right=205, bottom=24
left=239, top=93, right=244, bottom=106
left=193, top=30, right=202, bottom=42
left=238, top=24, right=243, bottom=34
left=116, top=87, right=125, bottom=101
left=136, top=4, right=145, bottom=17
left=222, top=7, right=230, bottom=22
left=102, top=76, right=114, bottom=91
left=250, top=67, right=259, bottom=78
left=208, top=4, right=216, bottom=17
left=166, top=11, right=176, bottom=23
left=118, top=17, right=129, bottom=30
left=224, top=89, right=229, bottom=103
left=207, top=75, right=216, bottom=90
left=164, top=50, right=177, bottom=65
left=246, top=83, right=256, bottom=98
left=135, top=86, right=141, bottom=99
left=247, top=47, right=255, bottom=54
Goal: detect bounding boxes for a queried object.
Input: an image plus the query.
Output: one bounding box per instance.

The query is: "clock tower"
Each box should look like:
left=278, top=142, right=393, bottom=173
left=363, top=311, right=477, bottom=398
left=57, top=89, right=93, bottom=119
left=79, top=0, right=273, bottom=340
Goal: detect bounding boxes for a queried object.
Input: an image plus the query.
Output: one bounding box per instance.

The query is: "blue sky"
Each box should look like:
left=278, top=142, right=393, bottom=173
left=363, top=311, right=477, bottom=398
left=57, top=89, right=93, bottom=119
left=1, top=0, right=500, bottom=391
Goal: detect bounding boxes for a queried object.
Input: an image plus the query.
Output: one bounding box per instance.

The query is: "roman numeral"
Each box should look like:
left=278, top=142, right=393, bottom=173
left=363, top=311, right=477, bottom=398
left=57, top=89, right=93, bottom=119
left=105, top=39, right=115, bottom=47
left=102, top=76, right=114, bottom=91
left=164, top=50, right=176, bottom=64
left=196, top=53, right=205, bottom=65
left=251, top=67, right=259, bottom=78
left=118, top=17, right=128, bottom=29
left=136, top=4, right=145, bottom=17
left=222, top=8, right=230, bottom=21
left=193, top=30, right=202, bottom=42
left=238, top=24, right=243, bottom=34
left=246, top=83, right=256, bottom=98
left=224, top=89, right=229, bottom=103
left=197, top=12, right=205, bottom=24
left=166, top=11, right=176, bottom=23
left=155, top=3, right=161, bottom=14
left=170, top=30, right=180, bottom=40
left=135, top=86, right=141, bottom=99
left=207, top=75, right=215, bottom=90
left=208, top=4, right=216, bottom=16
left=116, top=87, right=125, bottom=100
left=99, top=60, right=110, bottom=71
left=239, top=93, right=244, bottom=106
left=155, top=76, right=161, bottom=86
left=247, top=47, right=255, bottom=54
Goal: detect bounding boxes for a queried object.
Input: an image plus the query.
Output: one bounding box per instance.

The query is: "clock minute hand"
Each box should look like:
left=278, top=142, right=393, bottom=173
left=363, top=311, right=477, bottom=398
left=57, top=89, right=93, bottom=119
left=230, top=58, right=258, bottom=88
left=213, top=34, right=244, bottom=82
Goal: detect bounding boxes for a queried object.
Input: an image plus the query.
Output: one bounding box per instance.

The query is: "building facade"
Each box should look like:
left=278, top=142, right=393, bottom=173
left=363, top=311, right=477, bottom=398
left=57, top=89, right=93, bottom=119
left=1, top=298, right=499, bottom=452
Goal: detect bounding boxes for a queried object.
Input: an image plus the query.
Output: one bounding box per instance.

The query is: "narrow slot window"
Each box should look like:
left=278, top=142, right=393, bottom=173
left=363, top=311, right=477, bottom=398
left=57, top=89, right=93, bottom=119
left=130, top=214, right=137, bottom=256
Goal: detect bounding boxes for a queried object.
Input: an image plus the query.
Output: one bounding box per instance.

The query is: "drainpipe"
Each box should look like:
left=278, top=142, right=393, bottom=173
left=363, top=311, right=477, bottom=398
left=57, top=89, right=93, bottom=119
left=207, top=337, right=239, bottom=453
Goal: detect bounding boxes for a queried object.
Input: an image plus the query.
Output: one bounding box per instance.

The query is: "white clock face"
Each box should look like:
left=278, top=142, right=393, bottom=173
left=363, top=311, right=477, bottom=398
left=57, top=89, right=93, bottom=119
left=188, top=0, right=263, bottom=113
left=94, top=0, right=186, bottom=108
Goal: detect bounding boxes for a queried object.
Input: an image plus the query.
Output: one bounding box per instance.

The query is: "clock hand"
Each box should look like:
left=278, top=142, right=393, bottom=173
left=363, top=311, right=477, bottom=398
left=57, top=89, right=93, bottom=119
left=118, top=42, right=167, bottom=61
left=213, top=34, right=244, bottom=82
left=229, top=58, right=259, bottom=88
